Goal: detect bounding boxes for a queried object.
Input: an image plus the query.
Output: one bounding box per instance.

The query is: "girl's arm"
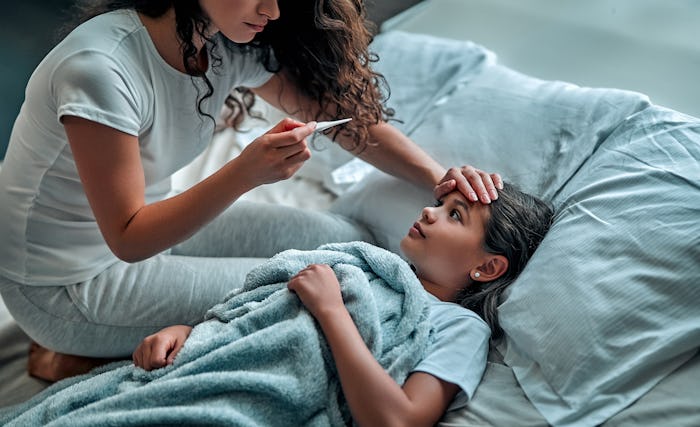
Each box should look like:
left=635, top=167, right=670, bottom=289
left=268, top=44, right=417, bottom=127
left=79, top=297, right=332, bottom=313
left=63, top=116, right=314, bottom=262
left=133, top=325, right=193, bottom=370
left=288, top=264, right=460, bottom=427
left=253, top=73, right=498, bottom=202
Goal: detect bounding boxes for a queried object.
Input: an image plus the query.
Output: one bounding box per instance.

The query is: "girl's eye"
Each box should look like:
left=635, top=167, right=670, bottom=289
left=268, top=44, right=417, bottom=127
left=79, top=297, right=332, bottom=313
left=450, top=209, right=462, bottom=221
left=434, top=200, right=443, bottom=207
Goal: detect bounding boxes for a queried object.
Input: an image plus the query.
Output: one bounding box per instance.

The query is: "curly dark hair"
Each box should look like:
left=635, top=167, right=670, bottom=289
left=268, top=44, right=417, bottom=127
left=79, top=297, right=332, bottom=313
left=63, top=0, right=393, bottom=151
left=454, top=183, right=554, bottom=340
left=250, top=0, right=394, bottom=150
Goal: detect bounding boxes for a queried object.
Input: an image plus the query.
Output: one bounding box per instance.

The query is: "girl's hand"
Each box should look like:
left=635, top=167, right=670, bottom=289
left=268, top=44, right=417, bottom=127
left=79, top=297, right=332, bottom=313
left=236, top=118, right=316, bottom=187
left=287, top=264, right=345, bottom=321
left=132, top=325, right=193, bottom=371
left=434, top=165, right=503, bottom=204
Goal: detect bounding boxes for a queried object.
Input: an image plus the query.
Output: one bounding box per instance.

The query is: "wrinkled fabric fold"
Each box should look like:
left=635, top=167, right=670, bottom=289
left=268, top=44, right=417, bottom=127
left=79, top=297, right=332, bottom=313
left=0, top=241, right=431, bottom=426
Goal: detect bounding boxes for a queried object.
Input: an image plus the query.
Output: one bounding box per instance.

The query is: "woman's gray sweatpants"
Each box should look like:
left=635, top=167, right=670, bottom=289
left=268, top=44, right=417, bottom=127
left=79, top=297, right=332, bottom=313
left=0, top=201, right=373, bottom=357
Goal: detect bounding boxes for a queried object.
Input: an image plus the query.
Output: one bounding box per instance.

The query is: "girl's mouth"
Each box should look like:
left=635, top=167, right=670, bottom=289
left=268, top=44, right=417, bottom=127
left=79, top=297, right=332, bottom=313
left=409, top=222, right=426, bottom=238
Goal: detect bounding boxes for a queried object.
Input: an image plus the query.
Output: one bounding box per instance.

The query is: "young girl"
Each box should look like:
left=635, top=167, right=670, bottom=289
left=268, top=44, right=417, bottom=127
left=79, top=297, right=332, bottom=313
left=133, top=183, right=553, bottom=426
left=0, top=0, right=500, bottom=378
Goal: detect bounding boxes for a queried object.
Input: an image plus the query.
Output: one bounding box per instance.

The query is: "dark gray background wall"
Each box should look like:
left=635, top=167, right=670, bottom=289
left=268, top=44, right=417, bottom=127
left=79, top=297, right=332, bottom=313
left=0, top=1, right=75, bottom=160
left=0, top=1, right=421, bottom=160
left=366, top=0, right=422, bottom=29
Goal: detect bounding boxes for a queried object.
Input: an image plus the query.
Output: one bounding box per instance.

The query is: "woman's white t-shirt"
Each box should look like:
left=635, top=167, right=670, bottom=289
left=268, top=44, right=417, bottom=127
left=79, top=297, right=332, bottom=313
left=0, top=9, right=272, bottom=285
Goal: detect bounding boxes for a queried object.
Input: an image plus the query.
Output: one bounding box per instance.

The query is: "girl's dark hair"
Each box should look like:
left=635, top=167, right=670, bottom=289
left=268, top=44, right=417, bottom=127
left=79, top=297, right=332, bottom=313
left=454, top=182, right=554, bottom=340
left=62, top=0, right=393, bottom=150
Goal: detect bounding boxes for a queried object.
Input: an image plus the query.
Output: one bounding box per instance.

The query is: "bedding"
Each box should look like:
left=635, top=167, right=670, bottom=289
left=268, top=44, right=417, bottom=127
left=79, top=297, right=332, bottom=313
left=0, top=242, right=430, bottom=426
left=330, top=31, right=652, bottom=253
left=1, top=21, right=699, bottom=427
left=329, top=31, right=700, bottom=426
left=497, top=105, right=700, bottom=426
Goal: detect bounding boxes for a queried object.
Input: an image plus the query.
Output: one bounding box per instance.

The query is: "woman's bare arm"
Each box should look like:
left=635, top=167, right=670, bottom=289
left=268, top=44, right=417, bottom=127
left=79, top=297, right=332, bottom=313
left=253, top=73, right=506, bottom=201
left=64, top=115, right=314, bottom=262
left=253, top=73, right=446, bottom=190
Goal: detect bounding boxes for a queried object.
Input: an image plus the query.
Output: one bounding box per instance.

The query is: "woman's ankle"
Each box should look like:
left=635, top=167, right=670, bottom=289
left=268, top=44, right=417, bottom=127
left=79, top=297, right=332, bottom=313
left=27, top=341, right=118, bottom=382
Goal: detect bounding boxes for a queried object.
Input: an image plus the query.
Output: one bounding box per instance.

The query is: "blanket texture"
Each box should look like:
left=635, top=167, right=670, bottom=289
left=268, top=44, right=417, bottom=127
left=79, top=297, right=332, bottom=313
left=0, top=242, right=431, bottom=426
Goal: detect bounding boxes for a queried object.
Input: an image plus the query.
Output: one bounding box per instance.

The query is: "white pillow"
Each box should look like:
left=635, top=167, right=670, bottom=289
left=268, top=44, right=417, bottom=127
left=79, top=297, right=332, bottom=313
left=330, top=31, right=650, bottom=254
left=330, top=31, right=700, bottom=425
left=497, top=105, right=700, bottom=426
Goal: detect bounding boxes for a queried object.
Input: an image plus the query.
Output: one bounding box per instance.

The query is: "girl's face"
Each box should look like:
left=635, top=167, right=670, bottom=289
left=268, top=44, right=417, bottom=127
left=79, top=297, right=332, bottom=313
left=400, top=191, right=492, bottom=299
left=199, top=0, right=280, bottom=43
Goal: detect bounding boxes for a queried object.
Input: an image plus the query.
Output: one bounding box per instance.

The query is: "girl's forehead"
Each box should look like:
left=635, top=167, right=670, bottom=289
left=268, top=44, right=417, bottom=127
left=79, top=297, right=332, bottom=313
left=449, top=191, right=493, bottom=224
left=444, top=191, right=486, bottom=210
left=441, top=190, right=469, bottom=205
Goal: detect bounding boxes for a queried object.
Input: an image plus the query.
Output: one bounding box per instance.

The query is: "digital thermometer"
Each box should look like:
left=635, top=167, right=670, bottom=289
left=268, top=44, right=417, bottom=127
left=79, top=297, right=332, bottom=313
left=314, top=118, right=352, bottom=132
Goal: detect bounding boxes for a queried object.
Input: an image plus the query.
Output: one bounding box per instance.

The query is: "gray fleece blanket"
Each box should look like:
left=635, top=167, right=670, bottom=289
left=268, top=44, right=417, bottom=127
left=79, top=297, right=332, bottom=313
left=0, top=242, right=431, bottom=426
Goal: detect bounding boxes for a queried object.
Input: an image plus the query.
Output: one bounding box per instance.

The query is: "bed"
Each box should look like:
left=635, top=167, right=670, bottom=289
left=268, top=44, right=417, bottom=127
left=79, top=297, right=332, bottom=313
left=1, top=1, right=699, bottom=425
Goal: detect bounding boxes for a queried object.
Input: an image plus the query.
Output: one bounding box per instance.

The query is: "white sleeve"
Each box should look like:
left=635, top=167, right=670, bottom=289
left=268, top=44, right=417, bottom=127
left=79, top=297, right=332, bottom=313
left=52, top=50, right=143, bottom=136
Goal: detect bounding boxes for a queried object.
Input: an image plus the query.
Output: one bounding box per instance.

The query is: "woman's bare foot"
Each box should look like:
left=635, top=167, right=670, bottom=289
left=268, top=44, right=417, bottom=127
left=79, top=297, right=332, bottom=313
left=28, top=342, right=118, bottom=382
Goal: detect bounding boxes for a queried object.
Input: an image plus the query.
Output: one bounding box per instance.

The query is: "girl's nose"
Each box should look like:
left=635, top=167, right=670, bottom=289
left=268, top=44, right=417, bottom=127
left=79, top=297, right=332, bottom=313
left=259, top=0, right=280, bottom=20
left=421, top=206, right=437, bottom=223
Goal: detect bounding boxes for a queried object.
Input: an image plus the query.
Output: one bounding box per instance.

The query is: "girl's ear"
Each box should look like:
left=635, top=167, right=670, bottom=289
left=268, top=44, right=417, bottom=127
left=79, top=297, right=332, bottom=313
left=472, top=255, right=509, bottom=282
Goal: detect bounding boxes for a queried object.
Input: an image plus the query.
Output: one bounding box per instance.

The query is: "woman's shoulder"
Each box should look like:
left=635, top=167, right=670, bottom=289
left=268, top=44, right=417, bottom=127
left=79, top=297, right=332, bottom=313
left=41, top=10, right=155, bottom=88
left=62, top=9, right=143, bottom=50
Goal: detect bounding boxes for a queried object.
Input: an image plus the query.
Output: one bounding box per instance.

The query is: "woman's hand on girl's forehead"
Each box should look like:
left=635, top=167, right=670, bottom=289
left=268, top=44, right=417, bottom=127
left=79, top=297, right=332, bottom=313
left=434, top=165, right=503, bottom=205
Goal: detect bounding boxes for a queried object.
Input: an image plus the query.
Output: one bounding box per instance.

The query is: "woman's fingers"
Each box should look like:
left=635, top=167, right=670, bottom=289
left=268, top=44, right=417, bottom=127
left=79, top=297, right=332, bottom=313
left=433, top=179, right=457, bottom=200
left=274, top=138, right=311, bottom=160
left=262, top=120, right=315, bottom=166
left=491, top=173, right=504, bottom=190
left=473, top=169, right=498, bottom=203
left=237, top=119, right=317, bottom=186
left=265, top=117, right=307, bottom=134
left=265, top=120, right=316, bottom=148
left=435, top=166, right=503, bottom=204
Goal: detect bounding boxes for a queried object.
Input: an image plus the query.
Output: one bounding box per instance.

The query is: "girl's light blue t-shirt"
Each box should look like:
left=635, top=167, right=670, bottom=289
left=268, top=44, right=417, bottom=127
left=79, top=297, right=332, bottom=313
left=415, top=293, right=491, bottom=409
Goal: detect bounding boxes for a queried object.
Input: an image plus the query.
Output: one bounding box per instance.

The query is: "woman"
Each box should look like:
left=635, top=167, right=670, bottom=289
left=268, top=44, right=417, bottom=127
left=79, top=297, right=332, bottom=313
left=132, top=183, right=553, bottom=426
left=0, top=0, right=500, bottom=377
